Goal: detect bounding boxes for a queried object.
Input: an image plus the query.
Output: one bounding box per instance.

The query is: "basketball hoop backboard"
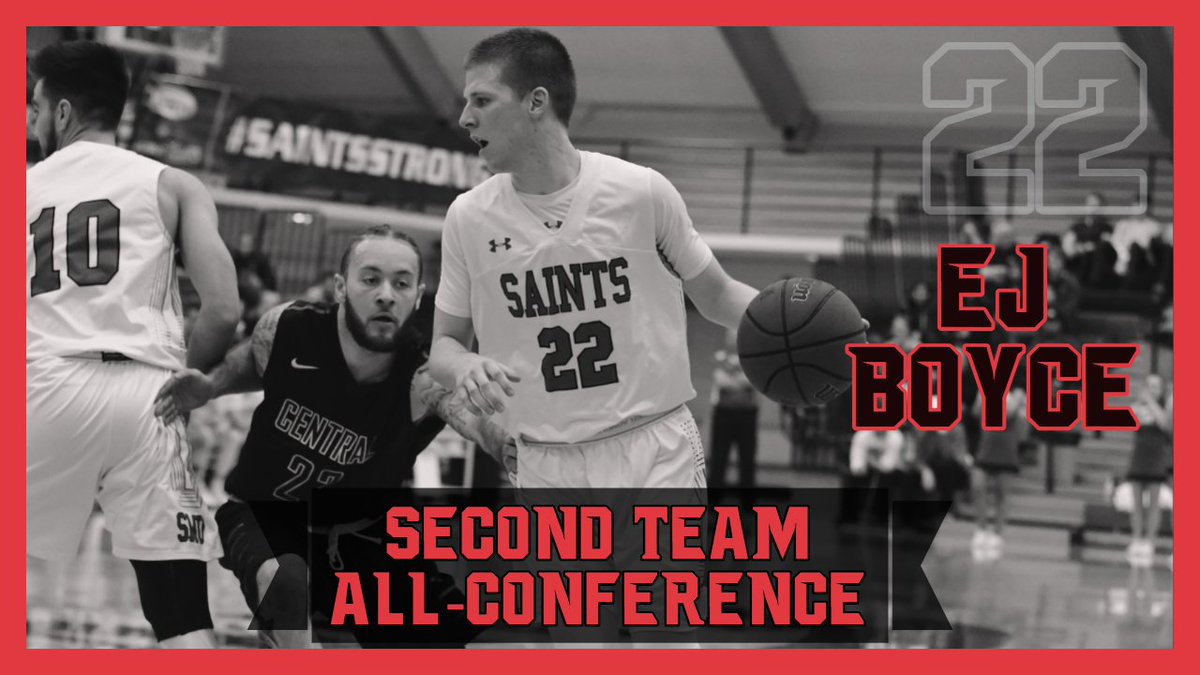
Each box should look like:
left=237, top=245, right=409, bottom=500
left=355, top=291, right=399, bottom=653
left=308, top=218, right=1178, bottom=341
left=96, top=26, right=225, bottom=71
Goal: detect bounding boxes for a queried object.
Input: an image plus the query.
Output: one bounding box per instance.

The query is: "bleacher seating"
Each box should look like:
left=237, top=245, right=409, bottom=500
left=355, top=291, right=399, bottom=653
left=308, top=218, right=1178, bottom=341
left=209, top=139, right=1170, bottom=327
left=977, top=151, right=1174, bottom=230
left=578, top=141, right=1172, bottom=247
left=198, top=140, right=1172, bottom=557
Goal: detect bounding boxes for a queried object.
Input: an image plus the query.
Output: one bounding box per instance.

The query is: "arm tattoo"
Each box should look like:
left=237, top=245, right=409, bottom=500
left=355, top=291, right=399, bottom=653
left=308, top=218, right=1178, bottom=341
left=250, top=302, right=288, bottom=378
left=209, top=302, right=288, bottom=396
left=411, top=365, right=509, bottom=459
left=208, top=340, right=262, bottom=396
left=410, top=364, right=449, bottom=417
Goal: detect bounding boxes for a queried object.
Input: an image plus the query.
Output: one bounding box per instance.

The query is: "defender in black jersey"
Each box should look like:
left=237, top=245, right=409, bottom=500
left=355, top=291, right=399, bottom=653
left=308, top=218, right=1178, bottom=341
left=155, top=226, right=508, bottom=648
left=223, top=300, right=442, bottom=502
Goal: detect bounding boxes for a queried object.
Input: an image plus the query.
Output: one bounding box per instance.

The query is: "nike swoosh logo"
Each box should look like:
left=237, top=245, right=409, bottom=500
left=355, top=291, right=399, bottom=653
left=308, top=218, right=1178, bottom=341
left=290, top=358, right=319, bottom=370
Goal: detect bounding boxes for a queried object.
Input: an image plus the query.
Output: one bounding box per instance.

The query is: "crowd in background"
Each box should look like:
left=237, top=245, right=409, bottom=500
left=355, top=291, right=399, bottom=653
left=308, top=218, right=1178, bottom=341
left=192, top=188, right=1174, bottom=564
left=961, top=191, right=1174, bottom=330
left=709, top=189, right=1173, bottom=563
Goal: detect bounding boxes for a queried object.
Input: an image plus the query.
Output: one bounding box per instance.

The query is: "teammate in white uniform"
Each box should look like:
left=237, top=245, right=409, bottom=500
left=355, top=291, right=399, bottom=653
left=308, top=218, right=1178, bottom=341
left=429, top=29, right=761, bottom=646
left=26, top=41, right=240, bottom=648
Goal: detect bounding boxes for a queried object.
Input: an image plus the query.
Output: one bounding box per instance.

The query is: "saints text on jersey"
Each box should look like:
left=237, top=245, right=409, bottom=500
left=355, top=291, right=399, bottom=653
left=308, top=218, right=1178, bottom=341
left=499, top=256, right=631, bottom=318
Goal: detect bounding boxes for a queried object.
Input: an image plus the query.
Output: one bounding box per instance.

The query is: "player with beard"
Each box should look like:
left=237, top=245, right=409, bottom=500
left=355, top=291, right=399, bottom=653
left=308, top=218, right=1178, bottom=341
left=154, top=225, right=507, bottom=648
left=27, top=41, right=239, bottom=648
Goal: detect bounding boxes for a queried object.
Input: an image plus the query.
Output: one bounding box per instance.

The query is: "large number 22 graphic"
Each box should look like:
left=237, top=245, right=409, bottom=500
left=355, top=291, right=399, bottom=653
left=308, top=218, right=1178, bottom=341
left=922, top=42, right=1149, bottom=216
left=29, top=199, right=122, bottom=297
left=538, top=321, right=620, bottom=392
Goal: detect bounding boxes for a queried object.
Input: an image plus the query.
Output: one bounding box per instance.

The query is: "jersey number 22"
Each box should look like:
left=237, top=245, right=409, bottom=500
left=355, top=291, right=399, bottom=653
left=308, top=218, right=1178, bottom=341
left=538, top=320, right=620, bottom=391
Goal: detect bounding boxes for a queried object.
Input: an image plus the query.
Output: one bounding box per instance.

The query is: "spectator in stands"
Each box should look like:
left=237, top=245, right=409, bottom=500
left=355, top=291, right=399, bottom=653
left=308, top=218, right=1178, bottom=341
left=230, top=231, right=278, bottom=291
left=237, top=269, right=281, bottom=334
left=842, top=428, right=906, bottom=523
left=979, top=239, right=1038, bottom=347
left=411, top=240, right=442, bottom=351
left=1151, top=223, right=1173, bottom=308
left=1111, top=195, right=1164, bottom=293
left=1046, top=243, right=1083, bottom=337
left=188, top=387, right=259, bottom=505
left=971, top=385, right=1027, bottom=560
left=1035, top=231, right=1062, bottom=249
left=889, top=313, right=919, bottom=352
left=880, top=365, right=972, bottom=506
left=1125, top=374, right=1172, bottom=567
left=780, top=399, right=846, bottom=472
left=424, top=240, right=443, bottom=296
left=303, top=270, right=337, bottom=304
left=780, top=403, right=813, bottom=467
left=957, top=218, right=990, bottom=245
left=1063, top=191, right=1119, bottom=289
left=864, top=323, right=885, bottom=346
left=951, top=331, right=984, bottom=460
left=979, top=221, right=1017, bottom=305
left=1153, top=303, right=1173, bottom=352
left=905, top=281, right=937, bottom=342
left=886, top=426, right=926, bottom=504
left=868, top=214, right=894, bottom=240
left=912, top=424, right=972, bottom=503
left=182, top=309, right=258, bottom=505
left=989, top=219, right=1018, bottom=264
left=709, top=331, right=760, bottom=489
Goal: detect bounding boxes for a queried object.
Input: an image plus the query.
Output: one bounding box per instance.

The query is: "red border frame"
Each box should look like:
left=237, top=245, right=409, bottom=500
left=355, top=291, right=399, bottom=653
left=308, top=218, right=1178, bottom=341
left=9, top=5, right=1188, bottom=673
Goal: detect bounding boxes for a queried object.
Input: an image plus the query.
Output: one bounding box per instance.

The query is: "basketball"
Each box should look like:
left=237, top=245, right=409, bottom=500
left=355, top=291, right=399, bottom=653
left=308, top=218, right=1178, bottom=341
left=736, top=277, right=866, bottom=407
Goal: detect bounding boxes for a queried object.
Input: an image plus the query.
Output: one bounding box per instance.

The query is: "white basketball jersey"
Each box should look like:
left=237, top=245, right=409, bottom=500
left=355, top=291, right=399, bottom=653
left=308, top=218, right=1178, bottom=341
left=27, top=142, right=186, bottom=370
left=437, top=151, right=709, bottom=443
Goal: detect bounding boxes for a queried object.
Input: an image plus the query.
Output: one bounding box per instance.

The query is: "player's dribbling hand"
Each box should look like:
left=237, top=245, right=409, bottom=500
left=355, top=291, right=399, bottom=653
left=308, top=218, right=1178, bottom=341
left=153, top=368, right=216, bottom=425
left=453, top=355, right=521, bottom=416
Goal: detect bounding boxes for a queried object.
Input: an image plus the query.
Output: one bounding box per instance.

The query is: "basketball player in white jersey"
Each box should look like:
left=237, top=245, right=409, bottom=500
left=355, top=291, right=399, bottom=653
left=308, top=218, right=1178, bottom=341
left=26, top=41, right=240, bottom=648
left=429, top=28, right=761, bottom=645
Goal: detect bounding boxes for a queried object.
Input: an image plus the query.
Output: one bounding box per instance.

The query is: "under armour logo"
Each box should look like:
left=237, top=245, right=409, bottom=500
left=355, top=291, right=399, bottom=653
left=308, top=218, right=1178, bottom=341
left=544, top=220, right=563, bottom=231
left=489, top=238, right=512, bottom=252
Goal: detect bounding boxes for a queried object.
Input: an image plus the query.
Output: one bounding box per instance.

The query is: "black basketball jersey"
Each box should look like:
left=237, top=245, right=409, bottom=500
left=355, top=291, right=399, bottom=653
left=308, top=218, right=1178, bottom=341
left=224, top=302, right=445, bottom=502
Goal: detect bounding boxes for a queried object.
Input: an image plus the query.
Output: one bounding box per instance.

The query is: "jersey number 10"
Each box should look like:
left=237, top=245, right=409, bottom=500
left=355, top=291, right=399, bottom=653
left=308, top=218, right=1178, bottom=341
left=29, top=199, right=121, bottom=297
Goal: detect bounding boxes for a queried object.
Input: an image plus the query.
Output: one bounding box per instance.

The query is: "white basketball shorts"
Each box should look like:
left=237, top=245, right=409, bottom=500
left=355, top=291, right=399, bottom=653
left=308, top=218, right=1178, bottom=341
left=512, top=405, right=708, bottom=491
left=27, top=356, right=221, bottom=562
left=511, top=405, right=709, bottom=636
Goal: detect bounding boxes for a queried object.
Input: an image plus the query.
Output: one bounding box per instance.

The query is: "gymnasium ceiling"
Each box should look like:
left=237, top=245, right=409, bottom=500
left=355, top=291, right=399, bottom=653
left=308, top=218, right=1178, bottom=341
left=206, top=26, right=1172, bottom=152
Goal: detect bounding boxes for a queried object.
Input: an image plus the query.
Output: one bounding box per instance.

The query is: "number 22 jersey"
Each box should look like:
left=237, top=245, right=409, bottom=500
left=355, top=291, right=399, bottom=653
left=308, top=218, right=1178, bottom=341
left=436, top=150, right=715, bottom=444
left=26, top=142, right=185, bottom=370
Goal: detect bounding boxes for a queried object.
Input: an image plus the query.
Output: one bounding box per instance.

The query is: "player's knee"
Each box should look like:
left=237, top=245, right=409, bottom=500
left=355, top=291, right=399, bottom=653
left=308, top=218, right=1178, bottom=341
left=253, top=554, right=309, bottom=630
left=263, top=553, right=306, bottom=589
left=254, top=557, right=280, bottom=601
left=130, top=559, right=214, bottom=642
